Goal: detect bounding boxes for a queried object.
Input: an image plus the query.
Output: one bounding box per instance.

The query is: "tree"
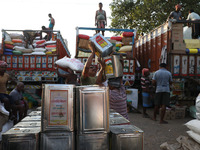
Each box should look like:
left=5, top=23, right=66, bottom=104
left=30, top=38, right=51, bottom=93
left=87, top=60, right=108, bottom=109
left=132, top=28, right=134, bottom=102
left=110, top=0, right=200, bottom=35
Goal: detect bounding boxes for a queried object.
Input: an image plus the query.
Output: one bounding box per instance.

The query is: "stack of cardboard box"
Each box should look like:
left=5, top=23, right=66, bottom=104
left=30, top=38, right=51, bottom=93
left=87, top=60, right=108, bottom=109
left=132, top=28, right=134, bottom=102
left=171, top=23, right=186, bottom=53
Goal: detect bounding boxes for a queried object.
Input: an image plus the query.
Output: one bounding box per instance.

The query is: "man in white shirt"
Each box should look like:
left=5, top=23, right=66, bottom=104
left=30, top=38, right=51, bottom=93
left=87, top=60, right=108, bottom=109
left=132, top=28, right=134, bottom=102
left=187, top=9, right=200, bottom=38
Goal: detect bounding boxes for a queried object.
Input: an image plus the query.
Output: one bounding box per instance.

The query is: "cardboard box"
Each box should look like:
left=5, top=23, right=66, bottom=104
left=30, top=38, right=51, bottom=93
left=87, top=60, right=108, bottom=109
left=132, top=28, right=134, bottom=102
left=172, top=42, right=186, bottom=50
left=172, top=23, right=183, bottom=30
left=172, top=31, right=183, bottom=43
left=184, top=39, right=200, bottom=48
left=174, top=106, right=186, bottom=119
left=170, top=50, right=186, bottom=54
left=122, top=37, right=133, bottom=45
left=78, top=38, right=89, bottom=49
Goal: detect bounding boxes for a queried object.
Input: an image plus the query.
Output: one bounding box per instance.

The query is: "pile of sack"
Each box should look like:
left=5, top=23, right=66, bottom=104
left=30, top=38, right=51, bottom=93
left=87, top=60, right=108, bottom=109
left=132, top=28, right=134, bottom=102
left=77, top=32, right=134, bottom=53
left=184, top=94, right=200, bottom=145
left=55, top=56, right=84, bottom=72
left=3, top=31, right=57, bottom=55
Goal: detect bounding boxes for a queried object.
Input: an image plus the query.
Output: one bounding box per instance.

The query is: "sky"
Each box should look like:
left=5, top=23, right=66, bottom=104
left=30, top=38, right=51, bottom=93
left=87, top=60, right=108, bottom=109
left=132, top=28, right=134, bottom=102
left=0, top=0, right=113, bottom=57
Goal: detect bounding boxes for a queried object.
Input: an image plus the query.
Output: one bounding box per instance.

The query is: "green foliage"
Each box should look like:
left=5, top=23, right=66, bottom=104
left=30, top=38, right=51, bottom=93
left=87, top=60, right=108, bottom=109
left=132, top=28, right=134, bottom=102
left=109, top=0, right=200, bottom=35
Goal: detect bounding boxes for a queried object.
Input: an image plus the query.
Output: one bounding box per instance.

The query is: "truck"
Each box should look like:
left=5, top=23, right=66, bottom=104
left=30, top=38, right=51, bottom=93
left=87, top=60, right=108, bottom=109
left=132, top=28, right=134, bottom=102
left=0, top=29, right=71, bottom=105
left=134, top=20, right=200, bottom=107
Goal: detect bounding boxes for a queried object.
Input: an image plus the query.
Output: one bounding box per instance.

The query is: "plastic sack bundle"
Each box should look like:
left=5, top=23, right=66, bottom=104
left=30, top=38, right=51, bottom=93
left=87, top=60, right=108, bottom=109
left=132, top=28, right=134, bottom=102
left=55, top=56, right=84, bottom=72
left=33, top=48, right=46, bottom=52
left=183, top=26, right=192, bottom=39
left=187, top=130, right=200, bottom=144
left=196, top=94, right=200, bottom=120
left=185, top=119, right=200, bottom=134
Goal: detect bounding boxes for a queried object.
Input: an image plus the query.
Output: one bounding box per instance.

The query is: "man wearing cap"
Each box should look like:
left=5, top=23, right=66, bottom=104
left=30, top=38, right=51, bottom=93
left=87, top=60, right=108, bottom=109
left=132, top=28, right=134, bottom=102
left=152, top=63, right=172, bottom=124
left=168, top=4, right=182, bottom=21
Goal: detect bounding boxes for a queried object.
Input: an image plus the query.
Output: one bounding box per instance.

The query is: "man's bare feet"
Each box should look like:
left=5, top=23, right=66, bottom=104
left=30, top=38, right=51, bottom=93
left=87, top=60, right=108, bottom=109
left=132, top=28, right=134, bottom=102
left=160, top=120, right=168, bottom=124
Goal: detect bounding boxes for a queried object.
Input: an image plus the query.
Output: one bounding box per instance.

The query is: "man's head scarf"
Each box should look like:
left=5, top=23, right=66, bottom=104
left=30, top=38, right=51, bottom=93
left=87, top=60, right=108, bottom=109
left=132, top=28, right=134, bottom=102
left=0, top=61, right=8, bottom=67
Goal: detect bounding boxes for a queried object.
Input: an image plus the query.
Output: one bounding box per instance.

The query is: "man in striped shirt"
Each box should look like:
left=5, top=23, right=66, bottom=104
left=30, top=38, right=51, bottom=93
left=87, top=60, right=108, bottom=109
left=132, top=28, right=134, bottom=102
left=141, top=68, right=153, bottom=118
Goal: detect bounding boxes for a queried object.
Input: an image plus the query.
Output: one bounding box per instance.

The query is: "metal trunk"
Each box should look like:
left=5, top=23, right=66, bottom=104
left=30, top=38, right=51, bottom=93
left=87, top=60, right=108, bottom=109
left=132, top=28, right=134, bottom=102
left=110, top=125, right=144, bottom=150
left=76, top=86, right=109, bottom=134
left=77, top=133, right=109, bottom=150
left=41, top=84, right=75, bottom=132
left=40, top=132, right=74, bottom=150
left=2, top=128, right=40, bottom=150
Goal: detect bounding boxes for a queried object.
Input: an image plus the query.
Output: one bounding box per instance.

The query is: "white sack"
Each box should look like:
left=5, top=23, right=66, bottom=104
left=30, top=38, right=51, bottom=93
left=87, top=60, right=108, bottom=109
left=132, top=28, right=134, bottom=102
left=55, top=56, right=84, bottom=71
left=31, top=52, right=45, bottom=55
left=33, top=48, right=46, bottom=52
left=187, top=130, right=200, bottom=144
left=196, top=94, right=200, bottom=120
left=185, top=119, right=200, bottom=135
left=183, top=26, right=192, bottom=39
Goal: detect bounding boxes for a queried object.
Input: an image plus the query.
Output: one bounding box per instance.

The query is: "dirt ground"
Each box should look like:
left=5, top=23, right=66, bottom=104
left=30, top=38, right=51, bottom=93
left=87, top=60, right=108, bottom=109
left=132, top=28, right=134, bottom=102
left=128, top=107, right=193, bottom=150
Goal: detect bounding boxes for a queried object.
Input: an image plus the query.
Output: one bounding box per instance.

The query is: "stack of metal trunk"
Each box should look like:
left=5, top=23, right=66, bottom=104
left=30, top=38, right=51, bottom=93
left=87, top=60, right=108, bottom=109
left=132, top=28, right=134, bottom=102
left=75, top=86, right=110, bottom=150
left=109, top=110, right=144, bottom=150
left=41, top=84, right=75, bottom=150
left=2, top=84, right=144, bottom=150
left=2, top=111, right=41, bottom=150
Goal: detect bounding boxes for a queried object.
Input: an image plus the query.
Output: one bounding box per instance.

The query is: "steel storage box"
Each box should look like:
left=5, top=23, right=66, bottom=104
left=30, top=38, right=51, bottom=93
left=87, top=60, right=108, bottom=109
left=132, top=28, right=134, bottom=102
left=110, top=117, right=130, bottom=126
left=14, top=122, right=41, bottom=128
left=77, top=133, right=109, bottom=150
left=41, top=84, right=75, bottom=132
left=104, top=55, right=123, bottom=79
left=110, top=125, right=144, bottom=150
left=21, top=116, right=41, bottom=122
left=2, top=127, right=40, bottom=150
left=76, top=86, right=109, bottom=134
left=40, top=132, right=74, bottom=150
left=28, top=111, right=41, bottom=116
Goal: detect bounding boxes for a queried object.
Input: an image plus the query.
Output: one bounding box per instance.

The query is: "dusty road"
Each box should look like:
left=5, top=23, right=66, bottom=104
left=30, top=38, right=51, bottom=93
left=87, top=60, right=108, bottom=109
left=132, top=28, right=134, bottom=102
left=128, top=107, right=192, bottom=150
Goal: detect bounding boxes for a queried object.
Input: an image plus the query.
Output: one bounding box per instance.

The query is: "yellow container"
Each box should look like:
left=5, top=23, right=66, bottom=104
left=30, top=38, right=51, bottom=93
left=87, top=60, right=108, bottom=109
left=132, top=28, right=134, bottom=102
left=184, top=39, right=200, bottom=48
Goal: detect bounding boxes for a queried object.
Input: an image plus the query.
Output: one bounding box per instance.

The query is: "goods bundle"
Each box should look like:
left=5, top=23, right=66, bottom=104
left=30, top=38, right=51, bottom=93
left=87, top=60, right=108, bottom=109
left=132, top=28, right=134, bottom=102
left=3, top=32, right=57, bottom=55
left=77, top=32, right=134, bottom=53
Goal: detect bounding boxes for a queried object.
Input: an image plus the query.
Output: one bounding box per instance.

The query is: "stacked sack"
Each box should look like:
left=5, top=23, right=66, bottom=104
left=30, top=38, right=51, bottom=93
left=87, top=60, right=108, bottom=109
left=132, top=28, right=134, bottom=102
left=184, top=94, right=200, bottom=145
left=55, top=56, right=84, bottom=72
left=78, top=34, right=90, bottom=50
left=3, top=32, right=34, bottom=55
left=3, top=32, right=15, bottom=55
left=32, top=39, right=46, bottom=55
left=118, top=32, right=134, bottom=53
left=45, top=40, right=57, bottom=55
left=10, top=33, right=26, bottom=55
left=110, top=36, right=123, bottom=52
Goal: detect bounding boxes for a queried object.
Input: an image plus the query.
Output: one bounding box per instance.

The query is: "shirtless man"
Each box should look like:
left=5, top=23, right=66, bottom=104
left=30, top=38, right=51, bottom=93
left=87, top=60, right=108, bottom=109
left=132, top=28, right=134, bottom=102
left=95, top=2, right=107, bottom=36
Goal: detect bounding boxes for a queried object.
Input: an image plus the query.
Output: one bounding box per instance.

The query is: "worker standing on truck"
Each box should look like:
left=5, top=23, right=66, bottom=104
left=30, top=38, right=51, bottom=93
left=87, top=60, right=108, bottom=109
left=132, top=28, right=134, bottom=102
left=48, top=13, right=55, bottom=30
left=48, top=13, right=55, bottom=40
left=152, top=63, right=172, bottom=124
left=187, top=9, right=200, bottom=39
left=95, top=2, right=107, bottom=36
left=168, top=4, right=182, bottom=21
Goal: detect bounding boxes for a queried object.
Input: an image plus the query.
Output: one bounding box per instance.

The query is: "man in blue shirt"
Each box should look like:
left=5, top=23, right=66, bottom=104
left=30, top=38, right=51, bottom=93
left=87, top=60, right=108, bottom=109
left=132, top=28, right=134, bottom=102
left=152, top=63, right=172, bottom=124
left=48, top=13, right=55, bottom=30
